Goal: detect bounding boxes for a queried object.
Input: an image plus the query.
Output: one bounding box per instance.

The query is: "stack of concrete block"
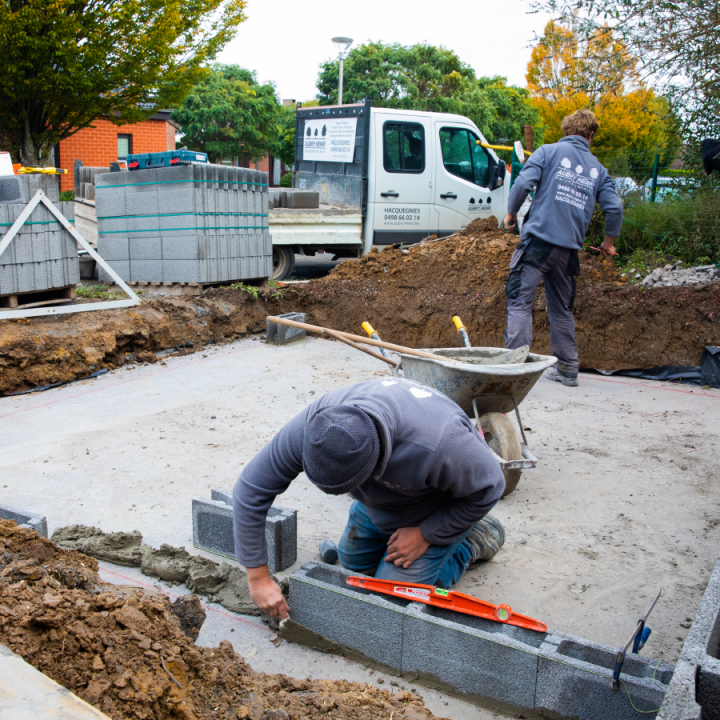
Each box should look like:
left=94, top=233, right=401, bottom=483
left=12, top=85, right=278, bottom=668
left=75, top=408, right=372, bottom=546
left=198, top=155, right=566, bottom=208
left=192, top=489, right=297, bottom=574
left=268, top=188, right=320, bottom=210
left=657, top=556, right=720, bottom=719
left=289, top=562, right=673, bottom=719
left=0, top=175, right=79, bottom=296
left=95, top=165, right=272, bottom=283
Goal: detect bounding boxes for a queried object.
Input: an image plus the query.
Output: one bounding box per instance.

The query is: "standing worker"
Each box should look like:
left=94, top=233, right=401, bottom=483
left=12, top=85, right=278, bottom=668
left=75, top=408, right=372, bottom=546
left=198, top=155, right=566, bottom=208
left=503, top=110, right=623, bottom=387
left=233, top=378, right=507, bottom=619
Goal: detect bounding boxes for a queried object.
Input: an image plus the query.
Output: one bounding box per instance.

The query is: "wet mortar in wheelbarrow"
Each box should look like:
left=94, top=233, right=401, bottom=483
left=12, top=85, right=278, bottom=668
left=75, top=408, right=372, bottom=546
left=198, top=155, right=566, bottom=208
left=395, top=347, right=557, bottom=496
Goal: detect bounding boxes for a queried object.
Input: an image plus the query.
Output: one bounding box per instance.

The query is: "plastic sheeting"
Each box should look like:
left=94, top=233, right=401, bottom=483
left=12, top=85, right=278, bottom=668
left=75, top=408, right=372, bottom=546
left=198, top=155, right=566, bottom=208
left=586, top=347, right=720, bottom=389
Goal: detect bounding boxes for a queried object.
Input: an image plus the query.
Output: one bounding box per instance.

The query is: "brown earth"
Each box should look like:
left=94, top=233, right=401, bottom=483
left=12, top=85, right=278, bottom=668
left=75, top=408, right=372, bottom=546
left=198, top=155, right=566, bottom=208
left=0, top=519, right=440, bottom=720
left=1, top=217, right=718, bottom=394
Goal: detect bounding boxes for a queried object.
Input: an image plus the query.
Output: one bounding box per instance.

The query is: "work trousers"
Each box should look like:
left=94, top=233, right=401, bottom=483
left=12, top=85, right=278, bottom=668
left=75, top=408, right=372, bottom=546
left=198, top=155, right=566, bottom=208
left=337, top=501, right=474, bottom=589
left=505, top=237, right=580, bottom=376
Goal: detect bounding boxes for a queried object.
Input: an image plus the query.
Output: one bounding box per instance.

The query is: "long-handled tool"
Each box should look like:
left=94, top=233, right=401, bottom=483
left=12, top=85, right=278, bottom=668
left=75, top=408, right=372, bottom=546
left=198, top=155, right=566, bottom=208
left=362, top=322, right=389, bottom=357
left=266, top=315, right=463, bottom=364
left=611, top=589, right=662, bottom=690
left=17, top=166, right=68, bottom=175
left=452, top=316, right=472, bottom=348
left=347, top=576, right=547, bottom=633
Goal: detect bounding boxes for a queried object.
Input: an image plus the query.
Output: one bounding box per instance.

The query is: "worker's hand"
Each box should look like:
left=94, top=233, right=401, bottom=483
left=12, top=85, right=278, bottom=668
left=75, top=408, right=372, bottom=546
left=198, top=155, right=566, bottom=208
left=599, top=235, right=617, bottom=257
left=247, top=565, right=289, bottom=619
left=503, top=213, right=517, bottom=230
left=385, top=527, right=431, bottom=569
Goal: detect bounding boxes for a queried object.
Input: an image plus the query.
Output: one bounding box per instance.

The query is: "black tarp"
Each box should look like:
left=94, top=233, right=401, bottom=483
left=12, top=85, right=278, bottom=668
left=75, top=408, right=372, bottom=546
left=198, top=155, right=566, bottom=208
left=585, top=347, right=720, bottom=388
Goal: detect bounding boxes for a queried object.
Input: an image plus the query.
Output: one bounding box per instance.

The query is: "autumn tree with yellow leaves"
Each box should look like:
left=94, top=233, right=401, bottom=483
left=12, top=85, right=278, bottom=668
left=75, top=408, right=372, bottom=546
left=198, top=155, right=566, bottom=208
left=527, top=21, right=680, bottom=179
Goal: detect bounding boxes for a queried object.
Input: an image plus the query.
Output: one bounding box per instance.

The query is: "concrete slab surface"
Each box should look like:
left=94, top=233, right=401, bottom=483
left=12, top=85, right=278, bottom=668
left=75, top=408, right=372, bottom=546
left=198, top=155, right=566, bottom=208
left=2, top=332, right=720, bottom=714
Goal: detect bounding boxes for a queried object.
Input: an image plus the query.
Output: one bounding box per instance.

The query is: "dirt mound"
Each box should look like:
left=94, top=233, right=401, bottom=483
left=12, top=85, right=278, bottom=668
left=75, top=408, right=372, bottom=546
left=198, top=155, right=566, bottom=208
left=0, top=519, right=440, bottom=720
left=0, top=217, right=718, bottom=395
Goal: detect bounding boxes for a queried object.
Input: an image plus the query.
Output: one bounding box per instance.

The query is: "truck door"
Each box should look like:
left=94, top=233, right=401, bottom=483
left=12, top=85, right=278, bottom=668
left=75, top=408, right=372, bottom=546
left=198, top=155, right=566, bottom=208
left=370, top=115, right=433, bottom=245
left=432, top=124, right=505, bottom=235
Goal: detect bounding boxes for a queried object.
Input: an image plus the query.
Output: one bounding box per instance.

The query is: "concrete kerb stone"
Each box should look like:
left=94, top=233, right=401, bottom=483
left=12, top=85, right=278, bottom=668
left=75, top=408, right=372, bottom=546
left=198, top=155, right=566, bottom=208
left=289, top=562, right=408, bottom=670
left=0, top=502, right=48, bottom=537
left=286, top=560, right=676, bottom=719
left=658, top=556, right=720, bottom=720
left=266, top=312, right=307, bottom=345
left=402, top=602, right=543, bottom=710
left=193, top=490, right=297, bottom=575
left=535, top=630, right=673, bottom=720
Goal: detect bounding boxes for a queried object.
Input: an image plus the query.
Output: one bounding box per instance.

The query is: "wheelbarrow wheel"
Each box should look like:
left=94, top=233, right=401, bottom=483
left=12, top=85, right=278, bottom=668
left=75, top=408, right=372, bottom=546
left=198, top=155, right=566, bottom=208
left=480, top=412, right=523, bottom=497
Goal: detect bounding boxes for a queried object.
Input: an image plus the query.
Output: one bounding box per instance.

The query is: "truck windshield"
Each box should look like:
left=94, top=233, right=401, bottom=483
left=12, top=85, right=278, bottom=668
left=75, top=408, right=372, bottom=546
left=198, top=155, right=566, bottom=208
left=440, top=128, right=492, bottom=188
left=384, top=122, right=425, bottom=173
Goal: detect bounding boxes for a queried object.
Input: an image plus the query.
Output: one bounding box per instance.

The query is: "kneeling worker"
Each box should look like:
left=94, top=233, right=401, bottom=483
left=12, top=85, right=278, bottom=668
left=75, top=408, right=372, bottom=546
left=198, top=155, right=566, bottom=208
left=233, top=377, right=507, bottom=619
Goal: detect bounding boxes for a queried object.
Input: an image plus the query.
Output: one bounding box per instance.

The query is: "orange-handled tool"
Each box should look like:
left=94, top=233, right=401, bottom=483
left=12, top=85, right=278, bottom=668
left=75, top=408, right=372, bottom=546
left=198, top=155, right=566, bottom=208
left=346, top=576, right=547, bottom=633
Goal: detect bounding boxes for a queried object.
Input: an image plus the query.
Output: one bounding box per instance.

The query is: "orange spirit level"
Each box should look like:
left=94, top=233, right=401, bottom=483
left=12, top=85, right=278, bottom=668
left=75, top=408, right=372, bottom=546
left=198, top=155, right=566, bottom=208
left=346, top=576, right=547, bottom=633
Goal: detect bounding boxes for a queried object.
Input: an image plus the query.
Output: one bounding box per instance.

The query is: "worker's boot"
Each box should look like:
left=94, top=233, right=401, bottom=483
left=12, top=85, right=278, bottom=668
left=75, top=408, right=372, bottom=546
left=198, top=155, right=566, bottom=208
left=465, top=515, right=506, bottom=566
left=546, top=367, right=578, bottom=387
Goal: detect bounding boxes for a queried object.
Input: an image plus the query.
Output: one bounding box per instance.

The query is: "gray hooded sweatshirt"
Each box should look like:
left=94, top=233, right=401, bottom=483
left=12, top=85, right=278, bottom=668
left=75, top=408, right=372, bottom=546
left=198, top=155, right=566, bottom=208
left=232, top=378, right=505, bottom=568
left=507, top=135, right=623, bottom=250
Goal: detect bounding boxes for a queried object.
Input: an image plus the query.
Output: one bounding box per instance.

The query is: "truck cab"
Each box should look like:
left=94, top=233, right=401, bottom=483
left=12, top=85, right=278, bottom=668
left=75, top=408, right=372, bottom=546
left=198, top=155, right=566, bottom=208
left=269, top=98, right=510, bottom=279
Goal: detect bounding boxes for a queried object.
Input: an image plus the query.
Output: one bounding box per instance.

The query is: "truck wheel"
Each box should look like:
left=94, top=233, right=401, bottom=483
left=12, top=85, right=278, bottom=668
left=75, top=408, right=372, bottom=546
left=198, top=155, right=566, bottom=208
left=272, top=246, right=295, bottom=281
left=480, top=412, right=523, bottom=497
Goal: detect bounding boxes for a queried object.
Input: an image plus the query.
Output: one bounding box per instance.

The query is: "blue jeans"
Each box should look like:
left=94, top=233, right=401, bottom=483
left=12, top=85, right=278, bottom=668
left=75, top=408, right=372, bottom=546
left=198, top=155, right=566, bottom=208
left=337, top=501, right=474, bottom=589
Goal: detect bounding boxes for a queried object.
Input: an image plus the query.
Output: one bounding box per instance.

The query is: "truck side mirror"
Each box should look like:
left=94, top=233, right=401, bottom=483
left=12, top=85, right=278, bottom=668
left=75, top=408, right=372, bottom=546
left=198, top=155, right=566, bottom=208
left=495, top=161, right=506, bottom=188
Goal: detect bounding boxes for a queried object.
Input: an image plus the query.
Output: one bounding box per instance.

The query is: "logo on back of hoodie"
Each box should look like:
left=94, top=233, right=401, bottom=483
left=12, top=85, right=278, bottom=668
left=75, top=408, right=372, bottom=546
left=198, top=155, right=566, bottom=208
left=555, top=156, right=598, bottom=212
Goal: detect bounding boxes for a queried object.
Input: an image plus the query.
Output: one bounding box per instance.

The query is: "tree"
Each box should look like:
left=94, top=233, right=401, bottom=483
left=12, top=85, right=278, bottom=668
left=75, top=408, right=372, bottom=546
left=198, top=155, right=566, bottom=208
left=527, top=21, right=680, bottom=178
left=270, top=104, right=298, bottom=167
left=0, top=0, right=246, bottom=166
left=172, top=65, right=281, bottom=163
left=316, top=43, right=542, bottom=144
left=530, top=0, right=720, bottom=137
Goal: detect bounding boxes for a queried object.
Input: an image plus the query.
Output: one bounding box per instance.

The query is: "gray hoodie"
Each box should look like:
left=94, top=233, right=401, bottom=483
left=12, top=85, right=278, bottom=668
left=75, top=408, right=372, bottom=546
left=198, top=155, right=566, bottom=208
left=232, top=378, right=505, bottom=568
left=507, top=135, right=623, bottom=250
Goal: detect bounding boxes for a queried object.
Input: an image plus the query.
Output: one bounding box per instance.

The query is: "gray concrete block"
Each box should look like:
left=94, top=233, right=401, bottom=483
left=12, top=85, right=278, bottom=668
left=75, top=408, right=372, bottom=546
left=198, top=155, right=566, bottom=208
left=266, top=312, right=307, bottom=344
left=193, top=492, right=297, bottom=574
left=402, top=602, right=542, bottom=709
left=156, top=165, right=193, bottom=185
left=33, top=261, right=49, bottom=290
left=126, top=169, right=158, bottom=193
left=16, top=262, right=36, bottom=293
left=162, top=235, right=203, bottom=260
left=289, top=562, right=408, bottom=669
left=13, top=234, right=33, bottom=264
left=32, top=235, right=50, bottom=263
left=59, top=201, right=75, bottom=222
left=17, top=174, right=59, bottom=203
left=160, top=213, right=196, bottom=232
left=287, top=191, right=320, bottom=209
left=158, top=187, right=195, bottom=215
left=49, top=259, right=66, bottom=288
left=0, top=176, right=24, bottom=204
left=0, top=263, right=18, bottom=294
left=98, top=260, right=130, bottom=284
left=126, top=192, right=159, bottom=217
left=0, top=502, right=47, bottom=537
left=127, top=216, right=160, bottom=237
left=659, top=555, right=720, bottom=720
left=129, top=236, right=162, bottom=260
left=66, top=256, right=80, bottom=286
left=162, top=259, right=200, bottom=283
left=97, top=217, right=127, bottom=235
left=95, top=171, right=130, bottom=189
left=130, top=259, right=163, bottom=282
left=94, top=191, right=125, bottom=219
left=98, top=236, right=129, bottom=262
left=535, top=631, right=673, bottom=720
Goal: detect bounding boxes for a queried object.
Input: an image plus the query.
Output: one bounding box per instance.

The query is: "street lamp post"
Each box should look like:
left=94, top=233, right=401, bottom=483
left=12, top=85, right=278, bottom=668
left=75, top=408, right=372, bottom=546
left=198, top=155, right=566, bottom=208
left=331, top=36, right=353, bottom=105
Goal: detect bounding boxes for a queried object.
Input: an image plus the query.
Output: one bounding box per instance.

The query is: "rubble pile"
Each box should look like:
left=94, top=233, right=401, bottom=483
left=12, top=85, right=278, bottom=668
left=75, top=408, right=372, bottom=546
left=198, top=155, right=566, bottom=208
left=642, top=262, right=719, bottom=288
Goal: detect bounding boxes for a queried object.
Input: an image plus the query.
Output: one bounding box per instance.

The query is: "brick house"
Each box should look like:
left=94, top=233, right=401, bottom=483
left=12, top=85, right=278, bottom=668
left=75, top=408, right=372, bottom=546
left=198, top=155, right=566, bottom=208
left=57, top=110, right=177, bottom=191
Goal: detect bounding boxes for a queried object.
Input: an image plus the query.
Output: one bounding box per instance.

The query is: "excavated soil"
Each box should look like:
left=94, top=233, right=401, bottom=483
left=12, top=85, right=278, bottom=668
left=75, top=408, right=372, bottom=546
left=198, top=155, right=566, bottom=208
left=1, top=217, right=719, bottom=394
left=0, top=519, right=440, bottom=720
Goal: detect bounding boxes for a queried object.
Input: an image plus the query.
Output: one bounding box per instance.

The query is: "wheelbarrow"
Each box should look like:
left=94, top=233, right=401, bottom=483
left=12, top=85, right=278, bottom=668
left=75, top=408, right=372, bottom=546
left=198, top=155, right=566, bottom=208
left=396, top=346, right=556, bottom=496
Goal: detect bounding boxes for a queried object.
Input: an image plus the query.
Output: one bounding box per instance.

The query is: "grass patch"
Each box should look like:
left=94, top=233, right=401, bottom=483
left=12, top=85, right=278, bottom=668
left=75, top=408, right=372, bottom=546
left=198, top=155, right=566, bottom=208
left=76, top=284, right=125, bottom=300
left=228, top=282, right=260, bottom=299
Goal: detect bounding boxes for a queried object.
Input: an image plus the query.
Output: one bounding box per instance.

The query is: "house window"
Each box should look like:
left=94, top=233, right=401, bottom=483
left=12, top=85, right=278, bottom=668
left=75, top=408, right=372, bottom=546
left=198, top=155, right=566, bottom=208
left=117, top=134, right=132, bottom=160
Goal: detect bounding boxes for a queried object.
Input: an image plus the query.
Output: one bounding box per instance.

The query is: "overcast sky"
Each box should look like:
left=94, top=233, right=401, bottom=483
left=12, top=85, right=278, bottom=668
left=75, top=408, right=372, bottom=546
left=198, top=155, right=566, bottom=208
left=217, top=0, right=553, bottom=102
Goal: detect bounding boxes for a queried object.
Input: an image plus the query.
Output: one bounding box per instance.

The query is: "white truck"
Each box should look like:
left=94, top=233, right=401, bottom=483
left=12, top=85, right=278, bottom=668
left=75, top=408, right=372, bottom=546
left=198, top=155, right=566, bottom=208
left=269, top=97, right=514, bottom=280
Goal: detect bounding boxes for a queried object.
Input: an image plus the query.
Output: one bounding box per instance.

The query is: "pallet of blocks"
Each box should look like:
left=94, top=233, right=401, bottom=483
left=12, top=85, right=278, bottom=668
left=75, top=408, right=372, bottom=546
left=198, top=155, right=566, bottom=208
left=0, top=174, right=79, bottom=309
left=95, top=165, right=272, bottom=284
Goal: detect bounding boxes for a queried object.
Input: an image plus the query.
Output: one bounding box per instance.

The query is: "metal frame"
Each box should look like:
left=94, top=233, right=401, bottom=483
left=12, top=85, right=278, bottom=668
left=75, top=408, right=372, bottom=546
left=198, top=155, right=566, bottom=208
left=0, top=189, right=139, bottom=319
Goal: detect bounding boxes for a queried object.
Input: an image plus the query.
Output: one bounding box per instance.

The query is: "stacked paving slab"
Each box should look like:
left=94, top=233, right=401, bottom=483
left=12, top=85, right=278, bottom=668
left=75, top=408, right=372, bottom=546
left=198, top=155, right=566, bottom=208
left=95, top=165, right=272, bottom=284
left=0, top=175, right=79, bottom=296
